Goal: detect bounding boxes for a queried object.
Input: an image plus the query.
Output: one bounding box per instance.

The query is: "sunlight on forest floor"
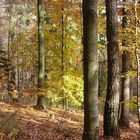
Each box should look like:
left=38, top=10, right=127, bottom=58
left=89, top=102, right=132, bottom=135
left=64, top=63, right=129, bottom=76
left=0, top=100, right=138, bottom=140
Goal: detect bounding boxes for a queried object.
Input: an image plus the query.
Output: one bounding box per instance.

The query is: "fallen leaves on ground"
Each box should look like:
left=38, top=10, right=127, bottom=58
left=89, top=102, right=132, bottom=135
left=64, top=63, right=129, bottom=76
left=0, top=100, right=138, bottom=140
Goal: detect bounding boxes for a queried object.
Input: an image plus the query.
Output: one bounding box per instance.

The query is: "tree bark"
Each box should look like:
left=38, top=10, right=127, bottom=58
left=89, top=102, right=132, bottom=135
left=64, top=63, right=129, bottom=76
left=134, top=0, right=140, bottom=138
left=104, top=0, right=120, bottom=138
left=61, top=2, right=65, bottom=108
left=36, top=0, right=46, bottom=109
left=82, top=0, right=99, bottom=139
left=120, top=0, right=130, bottom=127
left=98, top=62, right=102, bottom=98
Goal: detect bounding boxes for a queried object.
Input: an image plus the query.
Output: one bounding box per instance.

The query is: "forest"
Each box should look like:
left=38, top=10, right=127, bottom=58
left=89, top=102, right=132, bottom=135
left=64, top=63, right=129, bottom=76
left=0, top=0, right=140, bottom=139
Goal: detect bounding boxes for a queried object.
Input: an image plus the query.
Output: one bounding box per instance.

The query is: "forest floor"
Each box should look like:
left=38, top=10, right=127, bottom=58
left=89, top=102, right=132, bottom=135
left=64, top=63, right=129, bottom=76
left=0, top=100, right=139, bottom=140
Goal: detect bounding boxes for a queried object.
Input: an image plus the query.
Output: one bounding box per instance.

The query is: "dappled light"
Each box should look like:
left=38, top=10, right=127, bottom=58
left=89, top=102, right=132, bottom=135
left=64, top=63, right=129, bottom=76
left=0, top=0, right=140, bottom=139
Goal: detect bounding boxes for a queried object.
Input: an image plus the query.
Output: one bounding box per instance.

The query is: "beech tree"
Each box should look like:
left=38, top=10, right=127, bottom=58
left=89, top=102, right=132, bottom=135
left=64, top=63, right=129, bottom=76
left=120, top=0, right=130, bottom=127
left=104, top=0, right=120, bottom=138
left=36, top=0, right=46, bottom=109
left=82, top=0, right=99, bottom=139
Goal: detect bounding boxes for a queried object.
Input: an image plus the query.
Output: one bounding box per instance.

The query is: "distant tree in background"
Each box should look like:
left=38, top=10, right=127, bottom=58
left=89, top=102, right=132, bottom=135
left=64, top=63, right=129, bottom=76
left=120, top=0, right=130, bottom=127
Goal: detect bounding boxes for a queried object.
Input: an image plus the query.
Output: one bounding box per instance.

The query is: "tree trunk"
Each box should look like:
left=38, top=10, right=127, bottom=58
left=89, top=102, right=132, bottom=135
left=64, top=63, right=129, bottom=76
left=134, top=0, right=140, bottom=138
left=82, top=0, right=99, bottom=139
left=36, top=0, right=46, bottom=109
left=61, top=3, right=65, bottom=108
left=36, top=94, right=46, bottom=109
left=120, top=0, right=130, bottom=127
left=0, top=50, right=16, bottom=101
left=104, top=0, right=120, bottom=138
left=7, top=4, right=11, bottom=98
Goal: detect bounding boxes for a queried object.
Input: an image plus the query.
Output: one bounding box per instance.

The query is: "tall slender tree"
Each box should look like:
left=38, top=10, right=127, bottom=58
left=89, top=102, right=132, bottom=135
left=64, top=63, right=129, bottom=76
left=61, top=1, right=65, bottom=108
left=82, top=0, right=99, bottom=139
left=120, top=0, right=130, bottom=127
left=104, top=0, right=120, bottom=138
left=134, top=0, right=140, bottom=138
left=7, top=3, right=12, bottom=99
left=36, top=0, right=46, bottom=108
